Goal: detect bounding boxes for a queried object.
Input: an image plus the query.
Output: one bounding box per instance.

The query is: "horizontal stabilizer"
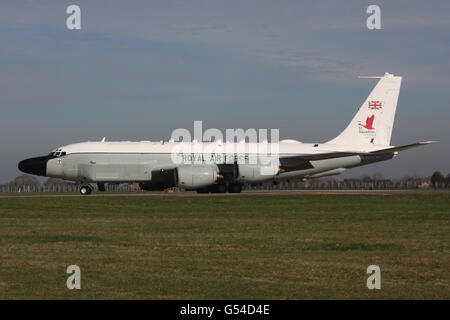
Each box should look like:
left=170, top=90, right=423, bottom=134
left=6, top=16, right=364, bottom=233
left=369, top=141, right=437, bottom=155
left=279, top=141, right=436, bottom=171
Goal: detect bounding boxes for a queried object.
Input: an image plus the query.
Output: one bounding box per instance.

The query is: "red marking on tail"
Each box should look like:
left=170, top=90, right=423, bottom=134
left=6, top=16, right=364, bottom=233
left=359, top=115, right=375, bottom=130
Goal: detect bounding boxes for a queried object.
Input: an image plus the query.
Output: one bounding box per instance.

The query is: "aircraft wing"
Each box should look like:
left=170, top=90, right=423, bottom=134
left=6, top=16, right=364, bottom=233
left=279, top=152, right=361, bottom=171
left=279, top=141, right=436, bottom=172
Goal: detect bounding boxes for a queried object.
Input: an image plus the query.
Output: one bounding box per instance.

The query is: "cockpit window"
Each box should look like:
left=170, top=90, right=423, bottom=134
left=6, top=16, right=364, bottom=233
left=49, top=151, right=66, bottom=157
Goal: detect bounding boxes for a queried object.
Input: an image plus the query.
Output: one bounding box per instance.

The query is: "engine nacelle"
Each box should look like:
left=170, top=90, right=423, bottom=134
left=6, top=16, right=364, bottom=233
left=177, top=165, right=220, bottom=189
left=237, top=163, right=279, bottom=183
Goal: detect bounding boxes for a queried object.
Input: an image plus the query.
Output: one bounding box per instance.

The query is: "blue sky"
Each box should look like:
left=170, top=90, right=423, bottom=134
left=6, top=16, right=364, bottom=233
left=0, top=0, right=449, bottom=182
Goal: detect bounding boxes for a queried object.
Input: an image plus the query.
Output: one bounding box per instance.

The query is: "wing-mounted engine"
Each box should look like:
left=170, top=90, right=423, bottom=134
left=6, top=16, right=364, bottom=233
left=177, top=165, right=220, bottom=189
left=140, top=165, right=221, bottom=191
left=236, top=163, right=279, bottom=183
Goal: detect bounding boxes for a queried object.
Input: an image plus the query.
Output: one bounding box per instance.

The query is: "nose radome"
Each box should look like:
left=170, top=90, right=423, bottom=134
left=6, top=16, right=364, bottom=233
left=18, top=156, right=48, bottom=176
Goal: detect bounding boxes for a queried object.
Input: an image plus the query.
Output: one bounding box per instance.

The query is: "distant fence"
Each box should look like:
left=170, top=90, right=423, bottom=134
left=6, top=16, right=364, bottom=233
left=244, top=180, right=431, bottom=191
left=0, top=184, right=140, bottom=193
left=0, top=179, right=439, bottom=193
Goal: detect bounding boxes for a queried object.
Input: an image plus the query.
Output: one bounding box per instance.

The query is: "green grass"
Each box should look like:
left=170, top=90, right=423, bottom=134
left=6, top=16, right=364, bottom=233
left=0, top=194, right=448, bottom=299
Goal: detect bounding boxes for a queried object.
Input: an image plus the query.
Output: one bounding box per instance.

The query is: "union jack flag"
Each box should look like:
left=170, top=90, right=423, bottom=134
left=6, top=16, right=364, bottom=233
left=368, top=101, right=382, bottom=110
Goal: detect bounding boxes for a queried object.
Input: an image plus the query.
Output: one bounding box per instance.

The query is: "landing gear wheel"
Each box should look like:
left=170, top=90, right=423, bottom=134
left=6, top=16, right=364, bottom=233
left=228, top=183, right=242, bottom=193
left=215, top=184, right=227, bottom=193
left=79, top=185, right=92, bottom=195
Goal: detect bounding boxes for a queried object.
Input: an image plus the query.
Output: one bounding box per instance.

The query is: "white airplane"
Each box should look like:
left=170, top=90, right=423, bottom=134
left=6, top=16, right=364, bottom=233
left=18, top=72, right=435, bottom=195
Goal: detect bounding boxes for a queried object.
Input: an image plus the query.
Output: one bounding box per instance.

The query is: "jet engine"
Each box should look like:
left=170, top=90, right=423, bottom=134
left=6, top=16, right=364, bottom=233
left=237, top=163, right=279, bottom=183
left=177, top=165, right=220, bottom=189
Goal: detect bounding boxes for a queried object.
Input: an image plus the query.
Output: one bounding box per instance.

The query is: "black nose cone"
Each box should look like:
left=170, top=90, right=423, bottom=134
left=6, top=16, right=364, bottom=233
left=18, top=156, right=48, bottom=176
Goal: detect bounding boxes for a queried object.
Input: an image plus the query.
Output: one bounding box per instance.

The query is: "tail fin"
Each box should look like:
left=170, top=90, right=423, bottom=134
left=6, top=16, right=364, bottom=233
left=327, top=72, right=402, bottom=146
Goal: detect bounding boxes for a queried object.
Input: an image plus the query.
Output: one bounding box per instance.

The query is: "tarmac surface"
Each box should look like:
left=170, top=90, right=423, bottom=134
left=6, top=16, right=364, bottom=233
left=1, top=189, right=449, bottom=198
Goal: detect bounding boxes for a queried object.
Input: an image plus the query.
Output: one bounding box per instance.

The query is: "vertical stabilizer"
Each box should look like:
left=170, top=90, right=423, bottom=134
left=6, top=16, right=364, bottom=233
left=327, top=72, right=402, bottom=146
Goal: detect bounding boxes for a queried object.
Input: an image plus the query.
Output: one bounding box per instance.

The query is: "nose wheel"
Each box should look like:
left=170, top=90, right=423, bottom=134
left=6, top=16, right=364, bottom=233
left=79, top=185, right=92, bottom=195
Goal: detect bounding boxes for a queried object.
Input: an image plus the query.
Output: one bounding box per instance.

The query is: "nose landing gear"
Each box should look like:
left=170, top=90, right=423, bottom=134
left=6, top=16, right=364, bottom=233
left=79, top=185, right=92, bottom=195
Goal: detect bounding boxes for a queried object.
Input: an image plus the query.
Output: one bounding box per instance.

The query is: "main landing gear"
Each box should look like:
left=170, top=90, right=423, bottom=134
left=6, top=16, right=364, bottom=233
left=196, top=183, right=242, bottom=194
left=228, top=183, right=242, bottom=193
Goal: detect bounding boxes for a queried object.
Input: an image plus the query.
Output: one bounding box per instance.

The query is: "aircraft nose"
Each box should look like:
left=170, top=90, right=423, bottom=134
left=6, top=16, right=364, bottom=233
left=18, top=156, right=48, bottom=176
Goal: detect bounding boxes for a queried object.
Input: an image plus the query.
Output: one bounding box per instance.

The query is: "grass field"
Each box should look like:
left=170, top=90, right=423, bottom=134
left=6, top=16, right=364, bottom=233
left=0, top=193, right=449, bottom=299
